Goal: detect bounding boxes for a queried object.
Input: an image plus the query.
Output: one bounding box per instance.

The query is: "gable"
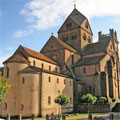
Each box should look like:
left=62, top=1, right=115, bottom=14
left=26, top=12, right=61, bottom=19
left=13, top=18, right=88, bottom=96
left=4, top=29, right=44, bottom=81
left=58, top=17, right=79, bottom=33
left=41, top=36, right=65, bottom=53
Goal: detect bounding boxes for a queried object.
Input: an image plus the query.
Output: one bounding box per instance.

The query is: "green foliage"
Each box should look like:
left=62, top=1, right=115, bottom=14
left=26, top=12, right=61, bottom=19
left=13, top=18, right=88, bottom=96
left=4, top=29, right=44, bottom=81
left=55, top=94, right=70, bottom=106
left=99, top=96, right=107, bottom=104
left=112, top=97, right=116, bottom=102
left=0, top=77, right=11, bottom=102
left=82, top=94, right=97, bottom=104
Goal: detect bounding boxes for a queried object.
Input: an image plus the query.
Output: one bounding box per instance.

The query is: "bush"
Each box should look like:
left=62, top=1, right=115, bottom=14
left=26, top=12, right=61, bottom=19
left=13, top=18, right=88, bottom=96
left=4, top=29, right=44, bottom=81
left=112, top=97, right=116, bottom=102
left=82, top=94, right=97, bottom=104
left=99, top=96, right=107, bottom=104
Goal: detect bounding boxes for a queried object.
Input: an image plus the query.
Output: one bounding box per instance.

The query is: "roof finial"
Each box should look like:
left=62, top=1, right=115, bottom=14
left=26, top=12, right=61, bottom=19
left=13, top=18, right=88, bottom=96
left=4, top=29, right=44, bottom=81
left=73, top=0, right=76, bottom=9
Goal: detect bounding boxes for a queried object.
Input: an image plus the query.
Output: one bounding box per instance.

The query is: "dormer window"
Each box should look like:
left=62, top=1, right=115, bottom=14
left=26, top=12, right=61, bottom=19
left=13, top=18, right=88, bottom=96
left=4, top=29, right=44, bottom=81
left=66, top=23, right=72, bottom=29
left=83, top=33, right=86, bottom=40
left=63, top=36, right=68, bottom=42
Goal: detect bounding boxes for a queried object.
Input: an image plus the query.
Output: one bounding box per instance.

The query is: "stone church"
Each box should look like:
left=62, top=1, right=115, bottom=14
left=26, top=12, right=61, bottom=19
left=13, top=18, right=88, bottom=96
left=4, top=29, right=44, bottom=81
left=0, top=8, right=120, bottom=117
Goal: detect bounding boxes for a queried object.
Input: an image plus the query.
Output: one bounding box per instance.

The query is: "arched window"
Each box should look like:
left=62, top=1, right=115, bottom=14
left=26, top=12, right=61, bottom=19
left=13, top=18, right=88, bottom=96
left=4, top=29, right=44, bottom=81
left=71, top=34, right=77, bottom=40
left=21, top=104, right=24, bottom=110
left=58, top=90, right=60, bottom=95
left=83, top=33, right=86, bottom=40
left=22, top=77, right=25, bottom=84
left=85, top=22, right=89, bottom=29
left=83, top=67, right=86, bottom=73
left=6, top=67, right=9, bottom=78
left=64, top=79, right=66, bottom=85
left=48, top=76, right=51, bottom=82
left=88, top=36, right=91, bottom=43
left=48, top=96, right=51, bottom=104
left=57, top=78, right=59, bottom=84
left=33, top=60, right=35, bottom=67
left=49, top=65, right=51, bottom=71
left=66, top=23, right=72, bottom=29
left=4, top=103, right=7, bottom=110
left=70, top=81, right=72, bottom=86
left=41, top=63, right=44, bottom=69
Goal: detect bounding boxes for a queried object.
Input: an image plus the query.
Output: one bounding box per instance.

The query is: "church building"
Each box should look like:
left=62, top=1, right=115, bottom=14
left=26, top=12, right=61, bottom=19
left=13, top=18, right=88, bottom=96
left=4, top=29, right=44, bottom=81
left=0, top=8, right=120, bottom=117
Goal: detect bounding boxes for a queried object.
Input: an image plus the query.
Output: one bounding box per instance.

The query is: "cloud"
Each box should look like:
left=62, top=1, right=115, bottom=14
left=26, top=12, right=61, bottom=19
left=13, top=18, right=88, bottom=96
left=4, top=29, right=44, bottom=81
left=0, top=54, right=11, bottom=67
left=13, top=29, right=33, bottom=38
left=5, top=47, right=14, bottom=51
left=19, top=0, right=120, bottom=31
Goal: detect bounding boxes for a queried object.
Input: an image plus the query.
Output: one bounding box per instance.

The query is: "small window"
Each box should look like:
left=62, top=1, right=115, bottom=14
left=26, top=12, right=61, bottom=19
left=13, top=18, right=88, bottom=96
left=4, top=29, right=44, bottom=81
left=64, top=79, right=66, bottom=85
left=22, top=77, right=25, bottom=84
left=4, top=103, right=7, bottom=110
left=83, top=33, right=86, bottom=40
left=33, top=61, right=35, bottom=67
left=89, top=86, right=92, bottom=93
left=6, top=67, right=9, bottom=78
left=48, top=96, right=51, bottom=104
left=57, top=78, right=59, bottom=84
left=93, top=88, right=95, bottom=94
left=63, top=36, right=68, bottom=42
left=83, top=67, right=86, bottom=73
left=70, top=81, right=72, bottom=86
left=48, top=76, right=51, bottom=82
left=41, top=63, right=44, bottom=69
left=49, top=65, right=51, bottom=71
left=21, top=104, right=24, bottom=111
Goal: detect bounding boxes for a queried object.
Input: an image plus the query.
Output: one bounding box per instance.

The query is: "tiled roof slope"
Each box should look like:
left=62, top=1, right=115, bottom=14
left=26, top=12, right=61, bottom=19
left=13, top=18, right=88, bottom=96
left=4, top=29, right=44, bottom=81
left=73, top=55, right=105, bottom=67
left=81, top=39, right=110, bottom=56
left=23, top=46, right=57, bottom=65
left=52, top=36, right=78, bottom=53
left=69, top=8, right=86, bottom=26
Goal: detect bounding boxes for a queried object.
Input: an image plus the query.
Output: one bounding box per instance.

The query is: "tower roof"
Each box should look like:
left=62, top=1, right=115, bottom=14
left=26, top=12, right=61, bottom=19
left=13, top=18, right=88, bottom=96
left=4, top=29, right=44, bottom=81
left=69, top=8, right=86, bottom=26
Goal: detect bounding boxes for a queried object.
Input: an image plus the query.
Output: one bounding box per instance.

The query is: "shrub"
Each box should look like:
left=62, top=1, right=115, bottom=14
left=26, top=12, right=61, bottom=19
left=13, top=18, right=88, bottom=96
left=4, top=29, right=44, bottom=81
left=99, top=96, right=107, bottom=104
left=82, top=94, right=97, bottom=104
left=112, top=97, right=116, bottom=102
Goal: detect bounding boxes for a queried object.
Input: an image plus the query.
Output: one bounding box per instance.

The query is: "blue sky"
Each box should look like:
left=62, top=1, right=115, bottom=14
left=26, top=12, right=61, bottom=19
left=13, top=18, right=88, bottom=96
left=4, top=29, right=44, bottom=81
left=0, top=0, right=120, bottom=67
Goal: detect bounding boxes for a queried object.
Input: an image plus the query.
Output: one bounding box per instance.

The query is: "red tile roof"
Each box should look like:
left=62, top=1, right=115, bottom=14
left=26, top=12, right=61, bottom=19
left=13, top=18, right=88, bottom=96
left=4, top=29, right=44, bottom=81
left=23, top=46, right=57, bottom=65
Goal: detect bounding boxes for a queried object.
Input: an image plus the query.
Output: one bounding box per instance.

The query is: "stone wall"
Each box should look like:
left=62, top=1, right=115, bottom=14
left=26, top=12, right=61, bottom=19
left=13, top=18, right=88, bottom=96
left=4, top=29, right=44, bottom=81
left=75, top=104, right=110, bottom=113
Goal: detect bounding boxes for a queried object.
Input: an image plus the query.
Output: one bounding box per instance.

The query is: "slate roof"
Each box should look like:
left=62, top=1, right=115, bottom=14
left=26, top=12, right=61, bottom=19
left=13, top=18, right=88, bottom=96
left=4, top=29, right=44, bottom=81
left=81, top=39, right=110, bottom=56
left=22, top=46, right=57, bottom=65
left=51, top=36, right=78, bottom=53
left=73, top=55, right=105, bottom=67
left=69, top=8, right=86, bottom=26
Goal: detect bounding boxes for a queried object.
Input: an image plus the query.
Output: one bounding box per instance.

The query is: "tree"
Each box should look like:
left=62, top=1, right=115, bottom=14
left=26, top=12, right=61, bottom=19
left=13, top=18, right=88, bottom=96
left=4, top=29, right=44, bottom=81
left=0, top=73, right=11, bottom=102
left=55, top=94, right=70, bottom=114
left=82, top=94, right=97, bottom=113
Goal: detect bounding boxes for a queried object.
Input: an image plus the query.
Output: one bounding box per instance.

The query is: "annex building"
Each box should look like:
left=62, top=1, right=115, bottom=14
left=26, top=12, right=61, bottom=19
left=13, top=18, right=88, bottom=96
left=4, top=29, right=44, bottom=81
left=0, top=8, right=120, bottom=117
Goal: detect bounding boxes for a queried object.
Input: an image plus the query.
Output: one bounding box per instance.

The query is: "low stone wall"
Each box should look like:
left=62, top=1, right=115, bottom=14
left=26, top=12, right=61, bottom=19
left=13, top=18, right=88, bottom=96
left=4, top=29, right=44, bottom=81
left=75, top=103, right=110, bottom=113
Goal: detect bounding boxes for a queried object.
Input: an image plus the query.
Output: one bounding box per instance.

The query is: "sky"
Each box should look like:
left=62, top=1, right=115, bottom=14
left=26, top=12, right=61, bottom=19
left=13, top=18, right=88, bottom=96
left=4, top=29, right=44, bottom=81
left=0, top=0, right=120, bottom=67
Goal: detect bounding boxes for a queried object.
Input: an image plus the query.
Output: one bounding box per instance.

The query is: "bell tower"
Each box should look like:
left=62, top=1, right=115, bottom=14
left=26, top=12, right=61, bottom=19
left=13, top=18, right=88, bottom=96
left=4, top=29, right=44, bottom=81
left=58, top=8, right=93, bottom=51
